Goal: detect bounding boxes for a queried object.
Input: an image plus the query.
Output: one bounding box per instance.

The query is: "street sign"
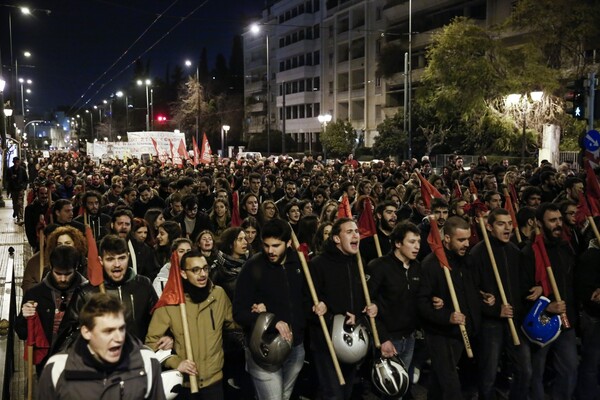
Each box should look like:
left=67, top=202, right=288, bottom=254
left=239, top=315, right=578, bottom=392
left=584, top=129, right=600, bottom=152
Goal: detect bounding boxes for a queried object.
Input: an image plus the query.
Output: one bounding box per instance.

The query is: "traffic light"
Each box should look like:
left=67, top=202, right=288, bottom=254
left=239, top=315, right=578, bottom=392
left=564, top=79, right=586, bottom=120
left=156, top=115, right=167, bottom=123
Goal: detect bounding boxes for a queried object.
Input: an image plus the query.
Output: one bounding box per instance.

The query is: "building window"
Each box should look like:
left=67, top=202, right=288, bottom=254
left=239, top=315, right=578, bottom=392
left=313, top=77, right=320, bottom=91
left=314, top=24, right=320, bottom=39
left=314, top=103, right=320, bottom=116
left=314, top=50, right=320, bottom=65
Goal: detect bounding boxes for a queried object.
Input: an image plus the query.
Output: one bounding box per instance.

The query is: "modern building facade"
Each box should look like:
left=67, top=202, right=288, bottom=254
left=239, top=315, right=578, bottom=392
left=243, top=0, right=514, bottom=152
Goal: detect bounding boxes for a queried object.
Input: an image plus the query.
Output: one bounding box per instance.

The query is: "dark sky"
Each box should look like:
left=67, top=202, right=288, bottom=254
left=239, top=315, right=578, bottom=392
left=0, top=0, right=265, bottom=116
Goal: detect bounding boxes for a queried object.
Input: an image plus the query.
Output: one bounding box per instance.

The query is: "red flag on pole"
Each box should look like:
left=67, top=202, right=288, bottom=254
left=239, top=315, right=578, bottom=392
left=337, top=194, right=352, bottom=219
left=532, top=233, right=552, bottom=297
left=200, top=133, right=212, bottom=164
left=231, top=191, right=242, bottom=227
left=152, top=251, right=186, bottom=312
left=86, top=225, right=104, bottom=287
left=358, top=198, right=377, bottom=239
left=427, top=218, right=451, bottom=271
left=151, top=137, right=160, bottom=157
left=169, top=139, right=175, bottom=161
left=192, top=136, right=200, bottom=166
left=504, top=191, right=519, bottom=232
left=24, top=313, right=49, bottom=364
left=177, top=139, right=189, bottom=162
left=417, top=172, right=443, bottom=209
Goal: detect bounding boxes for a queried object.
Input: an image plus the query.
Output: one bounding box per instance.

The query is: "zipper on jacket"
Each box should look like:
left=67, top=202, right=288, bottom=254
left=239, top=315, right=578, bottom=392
left=210, top=307, right=215, bottom=330
left=130, top=294, right=136, bottom=321
left=120, top=381, right=124, bottom=398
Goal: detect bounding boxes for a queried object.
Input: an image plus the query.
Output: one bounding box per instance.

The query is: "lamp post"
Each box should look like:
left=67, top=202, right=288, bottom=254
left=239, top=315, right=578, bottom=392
left=85, top=109, right=94, bottom=141
left=116, top=91, right=129, bottom=132
left=318, top=114, right=332, bottom=160
left=506, top=91, right=543, bottom=165
left=250, top=23, right=271, bottom=155
left=137, top=79, right=151, bottom=131
left=18, top=77, right=32, bottom=118
left=185, top=60, right=201, bottom=144
left=221, top=124, right=230, bottom=158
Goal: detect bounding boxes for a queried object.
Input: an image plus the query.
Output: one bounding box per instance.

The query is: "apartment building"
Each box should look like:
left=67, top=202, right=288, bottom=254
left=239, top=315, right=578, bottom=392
left=243, top=0, right=514, bottom=152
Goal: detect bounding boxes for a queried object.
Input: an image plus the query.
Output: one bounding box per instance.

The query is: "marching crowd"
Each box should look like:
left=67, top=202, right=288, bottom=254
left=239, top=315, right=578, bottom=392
left=12, top=149, right=600, bottom=400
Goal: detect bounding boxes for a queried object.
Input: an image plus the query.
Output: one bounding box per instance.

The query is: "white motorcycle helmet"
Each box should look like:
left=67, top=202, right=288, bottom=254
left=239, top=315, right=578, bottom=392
left=331, top=314, right=369, bottom=364
left=161, top=370, right=184, bottom=400
left=371, top=355, right=410, bottom=397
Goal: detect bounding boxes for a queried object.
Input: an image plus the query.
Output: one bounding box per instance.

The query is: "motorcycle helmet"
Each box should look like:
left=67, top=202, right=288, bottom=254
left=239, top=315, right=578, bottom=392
left=371, top=355, right=410, bottom=397
left=331, top=314, right=369, bottom=364
left=161, top=370, right=184, bottom=400
left=249, top=312, right=292, bottom=372
left=521, top=296, right=562, bottom=347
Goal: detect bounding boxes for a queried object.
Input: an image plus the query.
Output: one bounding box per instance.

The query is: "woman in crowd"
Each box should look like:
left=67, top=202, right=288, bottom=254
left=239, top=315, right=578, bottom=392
left=299, top=199, right=314, bottom=217
left=285, top=201, right=301, bottom=234
left=297, top=215, right=319, bottom=259
left=196, top=229, right=219, bottom=269
left=260, top=200, right=279, bottom=225
left=155, top=220, right=182, bottom=267
left=241, top=216, right=261, bottom=256
left=313, top=221, right=333, bottom=255
left=210, top=198, right=230, bottom=238
left=240, top=193, right=260, bottom=220
left=144, top=207, right=165, bottom=246
left=131, top=217, right=154, bottom=248
left=320, top=200, right=339, bottom=223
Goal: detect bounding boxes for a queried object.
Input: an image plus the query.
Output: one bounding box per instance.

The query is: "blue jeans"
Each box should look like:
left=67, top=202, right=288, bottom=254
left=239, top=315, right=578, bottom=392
left=530, top=327, right=578, bottom=400
left=391, top=334, right=416, bottom=372
left=245, top=344, right=305, bottom=400
left=477, top=319, right=531, bottom=400
left=577, top=311, right=600, bottom=400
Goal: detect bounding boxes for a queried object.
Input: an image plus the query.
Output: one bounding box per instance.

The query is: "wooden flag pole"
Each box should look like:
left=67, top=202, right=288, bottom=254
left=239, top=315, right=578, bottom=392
left=39, top=230, right=45, bottom=284
left=84, top=211, right=105, bottom=293
left=587, top=216, right=600, bottom=244
left=356, top=251, right=381, bottom=348
left=373, top=234, right=382, bottom=258
left=180, top=303, right=199, bottom=393
left=478, top=218, right=520, bottom=345
left=290, top=230, right=345, bottom=385
left=27, top=345, right=33, bottom=400
left=443, top=267, right=474, bottom=358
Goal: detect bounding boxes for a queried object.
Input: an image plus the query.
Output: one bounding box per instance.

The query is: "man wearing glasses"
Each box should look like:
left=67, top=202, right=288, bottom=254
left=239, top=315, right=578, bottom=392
left=16, top=246, right=87, bottom=376
left=146, top=250, right=237, bottom=399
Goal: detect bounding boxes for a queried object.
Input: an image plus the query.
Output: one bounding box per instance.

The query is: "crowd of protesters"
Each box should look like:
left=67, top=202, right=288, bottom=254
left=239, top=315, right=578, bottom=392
left=13, top=148, right=600, bottom=400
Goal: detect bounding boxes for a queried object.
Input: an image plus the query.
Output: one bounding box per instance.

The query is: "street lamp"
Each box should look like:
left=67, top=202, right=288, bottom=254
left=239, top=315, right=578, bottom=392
left=221, top=124, right=230, bottom=157
left=250, top=23, right=271, bottom=155
left=85, top=109, right=94, bottom=141
left=185, top=60, right=201, bottom=144
left=116, top=91, right=129, bottom=132
left=506, top=91, right=543, bottom=165
left=318, top=114, right=332, bottom=160
left=18, top=77, right=32, bottom=117
left=137, top=79, right=151, bottom=131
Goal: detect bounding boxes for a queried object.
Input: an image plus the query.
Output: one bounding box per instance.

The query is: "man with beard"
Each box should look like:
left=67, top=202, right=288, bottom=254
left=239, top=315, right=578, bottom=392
left=197, top=176, right=215, bottom=213
left=147, top=250, right=237, bottom=398
left=417, top=216, right=483, bottom=400
left=132, top=183, right=166, bottom=218
left=176, top=194, right=212, bottom=241
left=521, top=202, right=578, bottom=400
left=539, top=171, right=558, bottom=203
left=559, top=200, right=586, bottom=255
left=16, top=246, right=87, bottom=375
left=51, top=199, right=86, bottom=235
left=312, top=188, right=328, bottom=216
left=73, top=191, right=111, bottom=243
left=469, top=208, right=531, bottom=400
left=24, top=185, right=51, bottom=251
left=276, top=181, right=298, bottom=215
left=418, top=198, right=449, bottom=261
left=38, top=293, right=165, bottom=399
left=234, top=219, right=325, bottom=400
left=109, top=208, right=159, bottom=280
left=368, top=222, right=421, bottom=373
left=360, top=201, right=398, bottom=262
left=309, top=218, right=378, bottom=399
left=61, top=235, right=162, bottom=347
left=483, top=190, right=502, bottom=211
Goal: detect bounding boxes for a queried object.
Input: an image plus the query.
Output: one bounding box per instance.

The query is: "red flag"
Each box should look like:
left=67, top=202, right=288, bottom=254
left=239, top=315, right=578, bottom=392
left=152, top=251, right=185, bottom=312
left=427, top=218, right=451, bottom=271
left=584, top=160, right=600, bottom=214
left=504, top=191, right=519, bottom=233
left=200, top=133, right=212, bottom=164
left=417, top=172, right=443, bottom=209
left=358, top=198, right=377, bottom=239
left=337, top=194, right=352, bottom=219
left=86, top=225, right=104, bottom=287
left=151, top=137, right=160, bottom=156
left=24, top=313, right=49, bottom=364
left=231, top=191, right=242, bottom=227
left=177, top=139, right=188, bottom=166
left=169, top=139, right=175, bottom=161
left=532, top=233, right=552, bottom=297
left=192, top=136, right=200, bottom=166
left=509, top=184, right=519, bottom=209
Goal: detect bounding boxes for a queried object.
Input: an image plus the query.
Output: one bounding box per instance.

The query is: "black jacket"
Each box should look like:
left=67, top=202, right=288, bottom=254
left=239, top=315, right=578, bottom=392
left=73, top=213, right=111, bottom=242
left=128, top=239, right=161, bottom=282
left=367, top=252, right=421, bottom=341
left=418, top=248, right=481, bottom=338
left=175, top=211, right=212, bottom=242
left=233, top=249, right=309, bottom=346
left=60, top=268, right=158, bottom=345
left=521, top=237, right=578, bottom=327
left=24, top=200, right=51, bottom=249
left=469, top=236, right=526, bottom=324
left=360, top=225, right=392, bottom=264
left=577, top=241, right=600, bottom=318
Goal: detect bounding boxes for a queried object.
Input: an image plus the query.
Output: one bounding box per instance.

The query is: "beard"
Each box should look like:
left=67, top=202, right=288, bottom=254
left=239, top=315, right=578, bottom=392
left=380, top=217, right=396, bottom=231
left=542, top=225, right=562, bottom=243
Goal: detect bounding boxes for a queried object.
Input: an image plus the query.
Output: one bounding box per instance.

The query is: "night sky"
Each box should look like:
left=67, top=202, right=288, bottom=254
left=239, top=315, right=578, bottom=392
left=0, top=0, right=265, bottom=116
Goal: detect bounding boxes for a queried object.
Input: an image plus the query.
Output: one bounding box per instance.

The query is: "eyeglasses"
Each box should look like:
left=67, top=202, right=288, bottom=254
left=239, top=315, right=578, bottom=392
left=185, top=266, right=210, bottom=275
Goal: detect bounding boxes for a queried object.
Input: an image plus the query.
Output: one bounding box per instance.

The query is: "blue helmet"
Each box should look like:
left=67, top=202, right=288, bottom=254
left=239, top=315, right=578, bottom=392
left=521, top=296, right=561, bottom=347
